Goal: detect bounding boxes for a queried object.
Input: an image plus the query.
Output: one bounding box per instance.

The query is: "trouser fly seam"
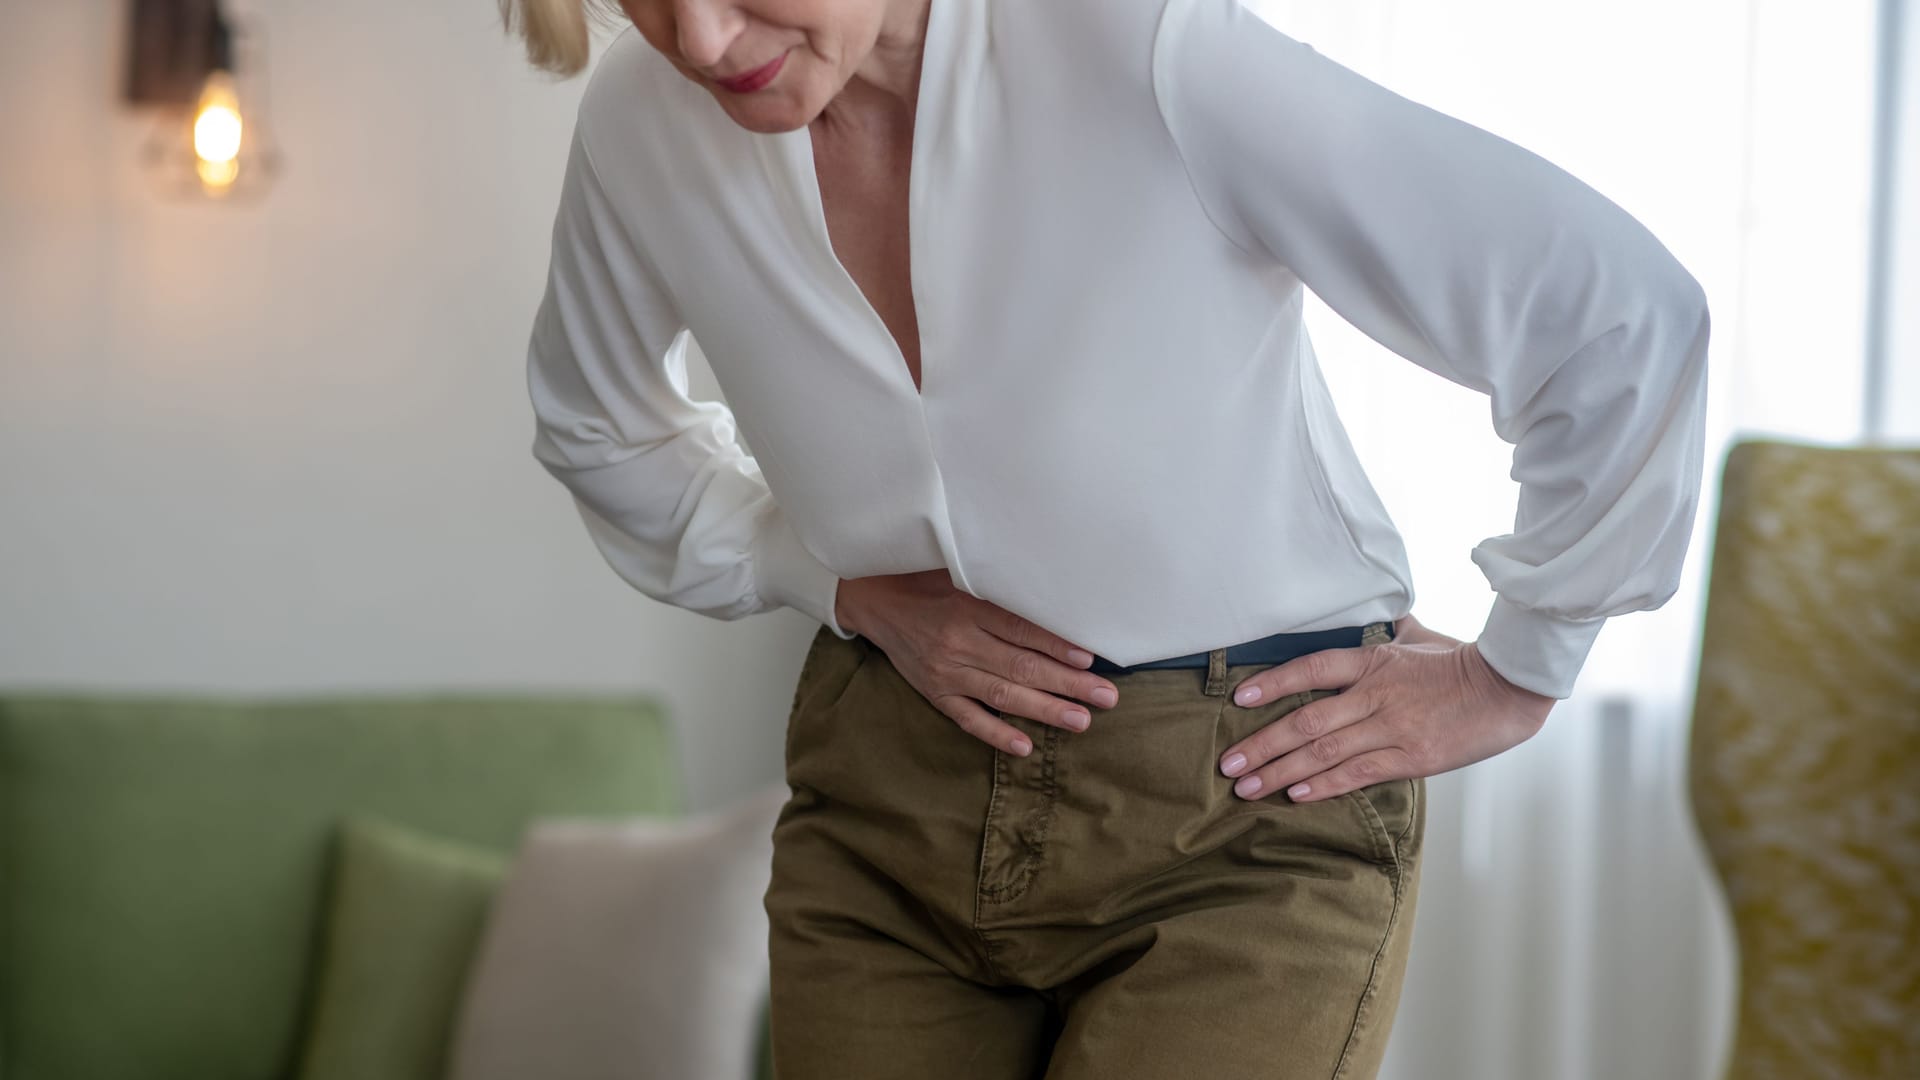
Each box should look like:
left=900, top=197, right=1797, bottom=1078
left=977, top=724, right=1061, bottom=904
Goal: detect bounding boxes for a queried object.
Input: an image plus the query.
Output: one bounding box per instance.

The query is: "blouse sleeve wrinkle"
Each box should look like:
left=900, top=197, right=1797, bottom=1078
left=1147, top=0, right=1712, bottom=699
left=525, top=124, right=849, bottom=636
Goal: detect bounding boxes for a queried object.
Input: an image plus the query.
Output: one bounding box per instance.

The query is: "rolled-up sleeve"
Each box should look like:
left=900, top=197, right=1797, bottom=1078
left=526, top=126, right=851, bottom=637
left=1150, top=0, right=1712, bottom=698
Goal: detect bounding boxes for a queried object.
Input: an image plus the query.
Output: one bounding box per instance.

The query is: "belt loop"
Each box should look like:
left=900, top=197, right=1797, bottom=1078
left=1204, top=647, right=1229, bottom=696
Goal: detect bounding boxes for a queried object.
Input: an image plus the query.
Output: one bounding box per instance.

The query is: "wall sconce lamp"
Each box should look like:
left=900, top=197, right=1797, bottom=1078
left=123, top=0, right=282, bottom=201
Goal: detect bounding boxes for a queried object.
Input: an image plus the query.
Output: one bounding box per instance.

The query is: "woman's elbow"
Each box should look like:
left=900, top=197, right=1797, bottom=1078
left=1650, top=254, right=1712, bottom=355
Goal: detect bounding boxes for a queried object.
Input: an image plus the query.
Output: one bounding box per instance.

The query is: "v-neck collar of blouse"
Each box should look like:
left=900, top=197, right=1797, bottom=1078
left=754, top=0, right=968, bottom=403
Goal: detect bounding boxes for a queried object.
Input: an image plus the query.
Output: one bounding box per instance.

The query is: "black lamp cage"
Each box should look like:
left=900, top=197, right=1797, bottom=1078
left=124, top=0, right=281, bottom=199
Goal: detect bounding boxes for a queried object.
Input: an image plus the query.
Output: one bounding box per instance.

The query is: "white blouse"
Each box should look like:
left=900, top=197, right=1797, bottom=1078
left=524, top=0, right=1712, bottom=700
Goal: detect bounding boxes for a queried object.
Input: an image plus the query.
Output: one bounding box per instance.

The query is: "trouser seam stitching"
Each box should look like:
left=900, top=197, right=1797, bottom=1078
left=1396, top=777, right=1418, bottom=853
left=1331, top=863, right=1407, bottom=1079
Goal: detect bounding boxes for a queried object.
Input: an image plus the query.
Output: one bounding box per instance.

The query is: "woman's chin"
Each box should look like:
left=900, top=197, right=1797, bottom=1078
left=713, top=90, right=820, bottom=135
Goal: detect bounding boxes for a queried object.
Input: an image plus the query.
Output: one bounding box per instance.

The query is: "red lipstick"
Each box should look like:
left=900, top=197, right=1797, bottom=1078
left=714, top=52, right=786, bottom=94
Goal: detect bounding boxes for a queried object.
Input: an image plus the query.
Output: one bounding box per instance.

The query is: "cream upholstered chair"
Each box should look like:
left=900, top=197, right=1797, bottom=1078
left=1686, top=438, right=1920, bottom=1079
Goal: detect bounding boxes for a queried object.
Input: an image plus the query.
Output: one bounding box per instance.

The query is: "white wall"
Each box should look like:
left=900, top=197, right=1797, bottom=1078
left=1885, top=0, right=1920, bottom=437
left=0, top=0, right=814, bottom=814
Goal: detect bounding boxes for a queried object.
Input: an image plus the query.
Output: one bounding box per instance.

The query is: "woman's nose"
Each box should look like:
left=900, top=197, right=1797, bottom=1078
left=672, top=0, right=738, bottom=70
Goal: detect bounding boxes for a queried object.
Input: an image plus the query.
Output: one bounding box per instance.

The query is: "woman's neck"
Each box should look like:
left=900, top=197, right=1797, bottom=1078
left=828, top=0, right=932, bottom=122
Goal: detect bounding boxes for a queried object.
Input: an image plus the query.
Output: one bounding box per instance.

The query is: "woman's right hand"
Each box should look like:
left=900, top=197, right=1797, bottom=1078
left=833, top=571, right=1121, bottom=757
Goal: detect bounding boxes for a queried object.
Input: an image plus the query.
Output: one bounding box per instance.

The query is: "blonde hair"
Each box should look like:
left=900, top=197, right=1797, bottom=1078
left=499, top=0, right=622, bottom=77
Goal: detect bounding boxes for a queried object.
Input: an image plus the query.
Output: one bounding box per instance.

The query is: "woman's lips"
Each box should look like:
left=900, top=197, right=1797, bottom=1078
left=715, top=53, right=786, bottom=94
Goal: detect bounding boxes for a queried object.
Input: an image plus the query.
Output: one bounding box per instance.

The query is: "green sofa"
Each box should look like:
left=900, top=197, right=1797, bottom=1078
left=0, top=693, right=777, bottom=1080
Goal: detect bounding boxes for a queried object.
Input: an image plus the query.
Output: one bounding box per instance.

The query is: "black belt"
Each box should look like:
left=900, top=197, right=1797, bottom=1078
left=1086, top=621, right=1392, bottom=676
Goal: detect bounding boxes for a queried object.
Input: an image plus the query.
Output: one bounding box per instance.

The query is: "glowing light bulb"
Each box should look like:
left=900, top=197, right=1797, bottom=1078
left=129, top=9, right=281, bottom=203
left=192, top=71, right=243, bottom=190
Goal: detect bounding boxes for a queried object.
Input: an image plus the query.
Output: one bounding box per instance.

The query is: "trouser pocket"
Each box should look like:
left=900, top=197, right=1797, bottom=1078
left=1346, top=774, right=1423, bottom=873
left=1217, top=684, right=1419, bottom=876
left=784, top=627, right=873, bottom=770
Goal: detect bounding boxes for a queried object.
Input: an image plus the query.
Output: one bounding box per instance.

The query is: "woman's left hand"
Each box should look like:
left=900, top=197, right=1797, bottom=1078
left=1217, top=612, right=1556, bottom=802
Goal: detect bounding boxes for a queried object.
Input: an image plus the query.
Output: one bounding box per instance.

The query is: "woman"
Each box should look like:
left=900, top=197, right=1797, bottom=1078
left=501, top=0, right=1711, bottom=1076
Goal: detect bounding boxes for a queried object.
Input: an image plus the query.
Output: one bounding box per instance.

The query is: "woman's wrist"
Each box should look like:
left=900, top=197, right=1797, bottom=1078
left=1463, top=640, right=1556, bottom=711
left=833, top=576, right=866, bottom=638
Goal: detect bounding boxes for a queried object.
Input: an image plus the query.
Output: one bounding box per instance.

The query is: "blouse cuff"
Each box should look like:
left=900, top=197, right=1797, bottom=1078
left=750, top=505, right=856, bottom=640
left=1473, top=594, right=1609, bottom=700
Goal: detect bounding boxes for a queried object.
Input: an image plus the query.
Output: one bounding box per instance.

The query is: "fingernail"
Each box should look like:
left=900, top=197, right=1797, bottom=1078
left=1221, top=753, right=1247, bottom=776
left=1011, top=737, right=1033, bottom=756
left=1068, top=648, right=1095, bottom=668
left=1235, top=685, right=1262, bottom=706
left=1288, top=782, right=1311, bottom=800
left=1064, top=710, right=1090, bottom=730
left=1234, top=775, right=1263, bottom=798
left=1089, top=686, right=1117, bottom=707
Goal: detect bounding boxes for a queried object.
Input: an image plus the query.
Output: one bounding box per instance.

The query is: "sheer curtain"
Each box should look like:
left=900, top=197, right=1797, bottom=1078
left=1238, top=1, right=1884, bottom=1076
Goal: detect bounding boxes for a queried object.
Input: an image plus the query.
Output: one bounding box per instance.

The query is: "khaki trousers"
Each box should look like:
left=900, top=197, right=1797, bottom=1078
left=766, top=620, right=1424, bottom=1080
